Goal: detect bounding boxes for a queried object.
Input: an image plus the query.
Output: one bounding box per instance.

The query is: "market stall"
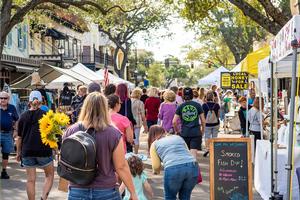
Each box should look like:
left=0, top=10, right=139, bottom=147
left=198, top=66, right=229, bottom=87
left=95, top=69, right=135, bottom=88
left=254, top=15, right=300, bottom=200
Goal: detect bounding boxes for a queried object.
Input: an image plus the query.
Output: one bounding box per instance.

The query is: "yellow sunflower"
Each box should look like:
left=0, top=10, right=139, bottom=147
left=45, top=110, right=54, bottom=119
left=54, top=113, right=70, bottom=126
left=39, top=116, right=54, bottom=135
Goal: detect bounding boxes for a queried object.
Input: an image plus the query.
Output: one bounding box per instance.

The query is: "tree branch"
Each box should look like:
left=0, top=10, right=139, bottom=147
left=257, top=0, right=290, bottom=26
left=228, top=0, right=282, bottom=35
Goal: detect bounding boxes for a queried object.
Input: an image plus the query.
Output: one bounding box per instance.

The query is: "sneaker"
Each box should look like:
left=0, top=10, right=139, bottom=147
left=203, top=151, right=209, bottom=157
left=1, top=171, right=10, bottom=179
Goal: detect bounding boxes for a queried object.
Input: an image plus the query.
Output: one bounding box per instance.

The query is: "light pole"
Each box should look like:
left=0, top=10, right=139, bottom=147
left=58, top=42, right=65, bottom=68
left=134, top=69, right=138, bottom=86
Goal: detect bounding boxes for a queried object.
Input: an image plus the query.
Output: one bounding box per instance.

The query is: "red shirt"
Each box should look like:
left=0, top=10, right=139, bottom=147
left=145, top=97, right=161, bottom=121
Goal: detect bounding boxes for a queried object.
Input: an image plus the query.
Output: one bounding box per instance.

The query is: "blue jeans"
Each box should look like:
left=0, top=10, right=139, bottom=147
left=0, top=132, right=14, bottom=154
left=68, top=187, right=121, bottom=200
left=164, top=162, right=198, bottom=200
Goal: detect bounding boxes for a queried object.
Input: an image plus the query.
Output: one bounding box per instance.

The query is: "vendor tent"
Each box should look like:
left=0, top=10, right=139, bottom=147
left=231, top=63, right=241, bottom=72
left=45, top=75, right=82, bottom=89
left=240, top=46, right=270, bottom=76
left=11, top=64, right=93, bottom=89
left=71, top=63, right=103, bottom=82
left=198, top=66, right=229, bottom=86
left=95, top=69, right=135, bottom=88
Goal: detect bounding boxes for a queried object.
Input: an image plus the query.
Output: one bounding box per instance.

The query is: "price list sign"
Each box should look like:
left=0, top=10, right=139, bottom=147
left=221, top=72, right=249, bottom=90
left=209, top=138, right=252, bottom=200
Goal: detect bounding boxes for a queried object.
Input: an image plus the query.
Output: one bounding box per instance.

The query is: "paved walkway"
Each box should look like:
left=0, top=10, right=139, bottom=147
left=1, top=132, right=263, bottom=200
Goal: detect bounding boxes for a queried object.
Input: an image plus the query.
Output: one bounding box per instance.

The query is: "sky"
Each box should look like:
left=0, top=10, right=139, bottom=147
left=133, top=17, right=198, bottom=62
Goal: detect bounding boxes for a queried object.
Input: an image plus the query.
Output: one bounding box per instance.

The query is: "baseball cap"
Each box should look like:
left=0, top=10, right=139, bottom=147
left=29, top=91, right=43, bottom=102
left=88, top=82, right=101, bottom=93
left=183, top=87, right=193, bottom=99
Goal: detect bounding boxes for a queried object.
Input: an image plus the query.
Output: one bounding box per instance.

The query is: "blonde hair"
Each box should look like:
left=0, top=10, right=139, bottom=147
left=131, top=88, right=142, bottom=99
left=163, top=90, right=176, bottom=102
left=148, top=87, right=158, bottom=97
left=78, top=92, right=110, bottom=131
left=79, top=86, right=87, bottom=95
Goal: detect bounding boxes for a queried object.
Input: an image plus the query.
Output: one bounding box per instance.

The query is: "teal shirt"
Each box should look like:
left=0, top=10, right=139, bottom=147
left=123, top=171, right=148, bottom=200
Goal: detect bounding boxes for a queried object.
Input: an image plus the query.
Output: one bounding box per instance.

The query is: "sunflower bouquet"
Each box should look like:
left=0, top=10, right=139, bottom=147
left=39, top=110, right=70, bottom=149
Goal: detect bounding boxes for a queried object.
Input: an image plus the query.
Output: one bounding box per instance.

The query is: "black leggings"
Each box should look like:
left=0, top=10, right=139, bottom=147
left=250, top=131, right=261, bottom=150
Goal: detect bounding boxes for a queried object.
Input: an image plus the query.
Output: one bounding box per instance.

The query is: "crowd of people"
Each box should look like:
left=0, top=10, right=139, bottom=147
left=0, top=82, right=264, bottom=200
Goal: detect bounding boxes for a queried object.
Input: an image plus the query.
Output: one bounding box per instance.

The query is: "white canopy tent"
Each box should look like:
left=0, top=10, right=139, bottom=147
left=46, top=63, right=104, bottom=89
left=198, top=66, right=229, bottom=87
left=231, top=63, right=241, bottom=72
left=45, top=75, right=82, bottom=89
left=71, top=63, right=104, bottom=82
left=95, top=69, right=135, bottom=88
left=12, top=64, right=93, bottom=88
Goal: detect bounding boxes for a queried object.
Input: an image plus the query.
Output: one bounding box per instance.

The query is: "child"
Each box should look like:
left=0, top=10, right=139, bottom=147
left=120, top=155, right=153, bottom=200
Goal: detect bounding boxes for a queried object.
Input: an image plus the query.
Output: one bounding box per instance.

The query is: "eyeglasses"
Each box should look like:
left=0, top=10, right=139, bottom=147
left=0, top=97, right=8, bottom=100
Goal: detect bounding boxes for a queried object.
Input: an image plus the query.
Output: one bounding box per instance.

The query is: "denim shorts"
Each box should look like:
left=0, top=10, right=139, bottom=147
left=0, top=132, right=14, bottom=154
left=68, top=187, right=121, bottom=200
left=21, top=156, right=53, bottom=168
left=204, top=125, right=220, bottom=140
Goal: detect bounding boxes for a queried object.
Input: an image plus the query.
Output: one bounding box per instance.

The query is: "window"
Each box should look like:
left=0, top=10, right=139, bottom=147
left=7, top=32, right=12, bottom=47
left=23, top=25, right=27, bottom=49
left=17, top=27, right=22, bottom=49
left=30, top=33, right=35, bottom=50
left=41, top=35, right=45, bottom=53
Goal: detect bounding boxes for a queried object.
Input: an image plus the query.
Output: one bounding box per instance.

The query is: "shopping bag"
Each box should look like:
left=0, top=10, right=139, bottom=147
left=58, top=177, right=69, bottom=192
left=197, top=167, right=202, bottom=184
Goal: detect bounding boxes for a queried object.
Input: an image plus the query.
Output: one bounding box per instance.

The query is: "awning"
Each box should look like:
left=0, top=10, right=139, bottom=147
left=241, top=46, right=270, bottom=76
left=11, top=64, right=93, bottom=89
left=45, top=28, right=66, bottom=40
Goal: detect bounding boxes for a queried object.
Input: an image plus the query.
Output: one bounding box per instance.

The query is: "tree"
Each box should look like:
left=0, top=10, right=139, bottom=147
left=184, top=36, right=235, bottom=68
left=180, top=2, right=267, bottom=64
left=147, top=62, right=165, bottom=87
left=164, top=64, right=189, bottom=88
left=167, top=0, right=292, bottom=35
left=93, top=0, right=169, bottom=78
left=0, top=0, right=133, bottom=58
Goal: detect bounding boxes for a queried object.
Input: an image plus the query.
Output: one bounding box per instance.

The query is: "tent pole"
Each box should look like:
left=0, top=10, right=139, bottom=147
left=269, top=60, right=283, bottom=200
left=273, top=72, right=279, bottom=195
left=246, top=90, right=249, bottom=137
left=286, top=38, right=298, bottom=200
left=258, top=77, right=263, bottom=140
left=269, top=59, right=274, bottom=196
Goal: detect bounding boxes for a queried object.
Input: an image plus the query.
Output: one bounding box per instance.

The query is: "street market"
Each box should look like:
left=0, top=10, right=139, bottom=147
left=1, top=1, right=300, bottom=200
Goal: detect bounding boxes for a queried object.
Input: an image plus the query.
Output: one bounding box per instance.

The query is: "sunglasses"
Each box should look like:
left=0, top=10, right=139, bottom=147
left=0, top=97, right=8, bottom=100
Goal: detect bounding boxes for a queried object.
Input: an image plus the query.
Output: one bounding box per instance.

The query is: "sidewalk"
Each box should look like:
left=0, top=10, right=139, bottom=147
left=0, top=131, right=263, bottom=200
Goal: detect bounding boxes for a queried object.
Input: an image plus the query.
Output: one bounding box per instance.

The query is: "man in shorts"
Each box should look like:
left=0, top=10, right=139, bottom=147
left=173, top=87, right=206, bottom=158
left=0, top=91, right=19, bottom=179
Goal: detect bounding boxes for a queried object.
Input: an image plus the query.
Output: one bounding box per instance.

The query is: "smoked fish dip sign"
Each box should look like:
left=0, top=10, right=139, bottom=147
left=209, top=138, right=252, bottom=200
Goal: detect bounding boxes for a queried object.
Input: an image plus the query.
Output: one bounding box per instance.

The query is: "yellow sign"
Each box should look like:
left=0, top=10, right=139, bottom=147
left=221, top=72, right=249, bottom=90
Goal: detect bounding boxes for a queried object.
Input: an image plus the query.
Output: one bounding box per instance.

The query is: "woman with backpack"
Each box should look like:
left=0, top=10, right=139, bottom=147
left=202, top=91, right=220, bottom=157
left=63, top=92, right=137, bottom=200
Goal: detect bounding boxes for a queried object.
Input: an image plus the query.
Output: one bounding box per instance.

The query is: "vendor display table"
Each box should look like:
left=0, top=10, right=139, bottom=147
left=254, top=140, right=300, bottom=200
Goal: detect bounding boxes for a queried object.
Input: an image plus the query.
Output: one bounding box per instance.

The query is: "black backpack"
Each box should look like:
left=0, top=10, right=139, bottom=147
left=57, top=124, right=97, bottom=185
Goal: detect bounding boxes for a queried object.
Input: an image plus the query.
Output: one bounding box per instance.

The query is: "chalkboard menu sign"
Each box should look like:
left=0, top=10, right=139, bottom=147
left=210, top=138, right=252, bottom=200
